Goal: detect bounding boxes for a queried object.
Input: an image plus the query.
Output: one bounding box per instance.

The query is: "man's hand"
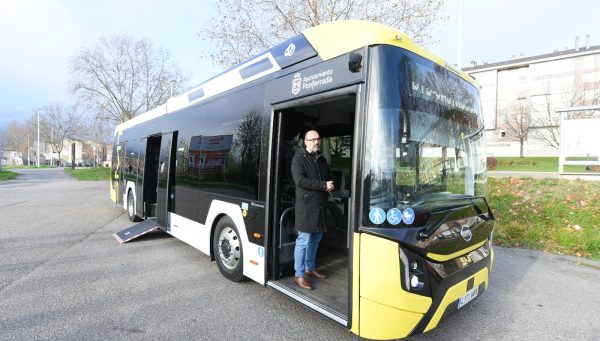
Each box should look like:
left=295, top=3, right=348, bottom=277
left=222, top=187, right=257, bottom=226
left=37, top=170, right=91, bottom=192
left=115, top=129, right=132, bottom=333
left=326, top=181, right=335, bottom=192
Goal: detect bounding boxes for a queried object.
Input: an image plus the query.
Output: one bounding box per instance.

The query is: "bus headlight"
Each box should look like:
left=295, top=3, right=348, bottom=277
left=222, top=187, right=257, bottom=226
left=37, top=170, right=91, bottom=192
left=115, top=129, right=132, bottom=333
left=400, top=247, right=429, bottom=295
left=410, top=275, right=424, bottom=289
left=410, top=260, right=419, bottom=271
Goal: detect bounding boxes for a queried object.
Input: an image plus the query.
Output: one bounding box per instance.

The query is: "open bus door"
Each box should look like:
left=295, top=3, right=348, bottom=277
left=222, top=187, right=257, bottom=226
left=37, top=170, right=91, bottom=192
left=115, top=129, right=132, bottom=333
left=113, top=131, right=177, bottom=243
left=267, top=88, right=358, bottom=327
left=155, top=132, right=177, bottom=230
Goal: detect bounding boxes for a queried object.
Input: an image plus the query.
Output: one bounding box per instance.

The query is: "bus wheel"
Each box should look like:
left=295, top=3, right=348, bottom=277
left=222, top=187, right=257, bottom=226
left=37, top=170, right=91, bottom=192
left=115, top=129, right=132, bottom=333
left=213, top=217, right=244, bottom=281
left=127, top=190, right=141, bottom=222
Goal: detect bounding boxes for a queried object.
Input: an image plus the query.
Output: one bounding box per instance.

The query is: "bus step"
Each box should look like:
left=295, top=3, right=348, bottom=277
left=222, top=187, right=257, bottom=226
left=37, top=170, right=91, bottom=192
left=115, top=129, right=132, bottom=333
left=112, top=220, right=159, bottom=244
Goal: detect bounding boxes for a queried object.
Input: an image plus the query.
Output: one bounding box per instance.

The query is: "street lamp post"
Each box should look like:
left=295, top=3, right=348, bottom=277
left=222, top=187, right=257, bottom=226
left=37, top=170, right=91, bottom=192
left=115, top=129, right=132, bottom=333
left=37, top=109, right=40, bottom=167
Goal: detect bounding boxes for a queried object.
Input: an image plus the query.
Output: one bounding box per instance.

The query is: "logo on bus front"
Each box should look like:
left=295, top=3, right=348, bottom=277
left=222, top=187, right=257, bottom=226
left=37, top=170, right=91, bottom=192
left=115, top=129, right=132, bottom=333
left=460, top=225, right=473, bottom=241
left=292, top=73, right=302, bottom=95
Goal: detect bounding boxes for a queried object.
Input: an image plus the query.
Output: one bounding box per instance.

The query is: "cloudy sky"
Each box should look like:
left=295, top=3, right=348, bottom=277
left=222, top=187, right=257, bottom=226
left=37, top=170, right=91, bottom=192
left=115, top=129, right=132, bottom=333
left=1, top=0, right=600, bottom=129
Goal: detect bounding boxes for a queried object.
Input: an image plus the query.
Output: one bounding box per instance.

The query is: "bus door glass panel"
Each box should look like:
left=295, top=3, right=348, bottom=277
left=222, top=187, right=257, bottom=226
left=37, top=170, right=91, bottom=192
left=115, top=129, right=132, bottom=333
left=273, top=111, right=297, bottom=274
left=324, top=135, right=352, bottom=249
left=124, top=140, right=138, bottom=185
left=156, top=132, right=177, bottom=228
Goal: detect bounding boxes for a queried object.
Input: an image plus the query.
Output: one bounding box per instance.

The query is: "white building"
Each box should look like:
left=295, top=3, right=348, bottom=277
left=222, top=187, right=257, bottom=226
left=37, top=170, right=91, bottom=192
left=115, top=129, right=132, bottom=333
left=1, top=151, right=23, bottom=166
left=464, top=40, right=600, bottom=157
left=38, top=138, right=84, bottom=166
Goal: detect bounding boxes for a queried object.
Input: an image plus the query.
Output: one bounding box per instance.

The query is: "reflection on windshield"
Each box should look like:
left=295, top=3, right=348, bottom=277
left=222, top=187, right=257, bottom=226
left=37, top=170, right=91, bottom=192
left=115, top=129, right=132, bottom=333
left=362, top=46, right=487, bottom=228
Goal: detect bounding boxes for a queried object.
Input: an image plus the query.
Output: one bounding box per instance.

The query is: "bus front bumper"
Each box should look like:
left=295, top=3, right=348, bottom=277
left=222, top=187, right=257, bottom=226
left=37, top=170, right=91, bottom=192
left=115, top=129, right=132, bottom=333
left=356, top=233, right=493, bottom=340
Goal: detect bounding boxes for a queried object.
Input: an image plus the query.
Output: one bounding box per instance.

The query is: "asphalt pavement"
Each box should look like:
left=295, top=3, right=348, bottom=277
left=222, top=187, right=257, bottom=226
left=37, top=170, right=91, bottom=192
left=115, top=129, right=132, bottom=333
left=7, top=167, right=77, bottom=182
left=0, top=168, right=598, bottom=340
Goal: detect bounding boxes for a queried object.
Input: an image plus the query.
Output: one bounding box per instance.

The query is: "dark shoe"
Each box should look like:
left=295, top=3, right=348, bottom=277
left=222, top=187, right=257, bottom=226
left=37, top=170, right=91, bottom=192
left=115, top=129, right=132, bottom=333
left=305, top=269, right=328, bottom=279
left=294, top=276, right=313, bottom=290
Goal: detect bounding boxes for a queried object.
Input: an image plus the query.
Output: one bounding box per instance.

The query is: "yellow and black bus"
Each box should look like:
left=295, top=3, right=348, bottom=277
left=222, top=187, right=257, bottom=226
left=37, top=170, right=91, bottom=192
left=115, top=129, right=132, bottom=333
left=110, top=20, right=494, bottom=340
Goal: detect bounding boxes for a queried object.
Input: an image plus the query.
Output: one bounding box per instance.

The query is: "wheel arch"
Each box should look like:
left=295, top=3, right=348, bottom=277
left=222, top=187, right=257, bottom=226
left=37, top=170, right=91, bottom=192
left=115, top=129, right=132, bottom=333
left=209, top=213, right=228, bottom=261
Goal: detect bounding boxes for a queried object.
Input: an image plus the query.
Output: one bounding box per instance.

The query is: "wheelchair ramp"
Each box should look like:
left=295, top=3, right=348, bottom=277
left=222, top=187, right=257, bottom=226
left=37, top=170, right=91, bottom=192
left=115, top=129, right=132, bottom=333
left=113, top=220, right=159, bottom=244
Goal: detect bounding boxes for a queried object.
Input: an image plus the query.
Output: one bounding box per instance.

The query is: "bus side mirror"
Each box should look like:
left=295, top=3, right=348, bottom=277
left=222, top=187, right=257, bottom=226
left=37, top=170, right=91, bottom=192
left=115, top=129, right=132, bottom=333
left=349, top=53, right=362, bottom=73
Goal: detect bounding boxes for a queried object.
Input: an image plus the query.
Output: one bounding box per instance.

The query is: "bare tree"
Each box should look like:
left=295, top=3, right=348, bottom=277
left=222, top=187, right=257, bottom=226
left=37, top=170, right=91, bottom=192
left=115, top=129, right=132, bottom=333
left=530, top=80, right=600, bottom=150
left=330, top=136, right=351, bottom=159
left=500, top=100, right=531, bottom=158
left=0, top=120, right=34, bottom=164
left=529, top=93, right=561, bottom=150
left=37, top=104, right=82, bottom=165
left=201, top=0, right=445, bottom=68
left=69, top=35, right=187, bottom=123
left=82, top=116, right=114, bottom=166
left=233, top=109, right=263, bottom=181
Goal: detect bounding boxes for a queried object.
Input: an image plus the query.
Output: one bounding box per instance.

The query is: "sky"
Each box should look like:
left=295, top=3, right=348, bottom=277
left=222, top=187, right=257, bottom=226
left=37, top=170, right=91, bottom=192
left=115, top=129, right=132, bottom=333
left=1, top=0, right=600, bottom=130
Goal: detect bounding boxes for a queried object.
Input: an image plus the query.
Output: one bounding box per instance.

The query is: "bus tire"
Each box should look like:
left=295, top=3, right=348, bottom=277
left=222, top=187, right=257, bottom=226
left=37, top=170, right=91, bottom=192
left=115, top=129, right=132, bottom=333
left=127, top=190, right=141, bottom=222
left=213, top=217, right=244, bottom=282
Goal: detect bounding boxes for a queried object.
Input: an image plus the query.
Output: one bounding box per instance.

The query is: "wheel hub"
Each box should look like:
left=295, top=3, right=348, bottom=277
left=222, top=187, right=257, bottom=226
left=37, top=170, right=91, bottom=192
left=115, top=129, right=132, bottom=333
left=218, top=227, right=240, bottom=270
left=220, top=239, right=231, bottom=258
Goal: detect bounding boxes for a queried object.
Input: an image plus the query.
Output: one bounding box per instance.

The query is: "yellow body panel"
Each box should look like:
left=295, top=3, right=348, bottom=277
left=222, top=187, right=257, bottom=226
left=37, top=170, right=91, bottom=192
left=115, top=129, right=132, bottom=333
left=109, top=181, right=117, bottom=203
left=109, top=138, right=121, bottom=203
left=358, top=233, right=432, bottom=339
left=303, top=20, right=478, bottom=88
left=427, top=239, right=488, bottom=262
left=351, top=232, right=360, bottom=335
left=360, top=297, right=424, bottom=340
left=115, top=144, right=121, bottom=181
left=423, top=266, right=489, bottom=332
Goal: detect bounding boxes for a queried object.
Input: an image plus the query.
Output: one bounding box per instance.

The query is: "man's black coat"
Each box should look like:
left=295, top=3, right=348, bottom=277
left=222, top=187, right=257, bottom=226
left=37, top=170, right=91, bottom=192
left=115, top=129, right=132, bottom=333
left=291, top=148, right=332, bottom=233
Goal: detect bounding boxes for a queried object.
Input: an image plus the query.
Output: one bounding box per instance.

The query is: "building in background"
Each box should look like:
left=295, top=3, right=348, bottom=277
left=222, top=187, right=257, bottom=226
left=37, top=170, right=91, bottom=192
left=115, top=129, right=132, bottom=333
left=2, top=138, right=113, bottom=167
left=0, top=151, right=24, bottom=166
left=464, top=38, right=600, bottom=157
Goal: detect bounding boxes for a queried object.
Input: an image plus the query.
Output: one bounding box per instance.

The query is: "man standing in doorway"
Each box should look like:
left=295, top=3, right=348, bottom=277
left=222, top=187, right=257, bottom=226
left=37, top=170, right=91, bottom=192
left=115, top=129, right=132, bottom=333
left=291, top=130, right=334, bottom=290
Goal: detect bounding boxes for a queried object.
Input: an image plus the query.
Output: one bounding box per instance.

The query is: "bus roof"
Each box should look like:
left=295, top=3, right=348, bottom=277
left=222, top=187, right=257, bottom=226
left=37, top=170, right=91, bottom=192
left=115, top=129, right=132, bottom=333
left=116, top=20, right=478, bottom=133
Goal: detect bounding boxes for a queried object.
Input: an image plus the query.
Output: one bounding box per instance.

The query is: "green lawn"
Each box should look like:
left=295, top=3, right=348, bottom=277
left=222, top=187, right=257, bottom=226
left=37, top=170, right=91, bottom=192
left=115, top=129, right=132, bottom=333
left=493, top=157, right=593, bottom=172
left=64, top=167, right=111, bottom=181
left=489, top=177, right=600, bottom=259
left=0, top=170, right=18, bottom=180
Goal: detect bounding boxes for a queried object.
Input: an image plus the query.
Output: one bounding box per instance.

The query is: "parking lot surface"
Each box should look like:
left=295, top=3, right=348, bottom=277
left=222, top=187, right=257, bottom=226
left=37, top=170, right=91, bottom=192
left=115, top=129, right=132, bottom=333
left=1, top=169, right=599, bottom=340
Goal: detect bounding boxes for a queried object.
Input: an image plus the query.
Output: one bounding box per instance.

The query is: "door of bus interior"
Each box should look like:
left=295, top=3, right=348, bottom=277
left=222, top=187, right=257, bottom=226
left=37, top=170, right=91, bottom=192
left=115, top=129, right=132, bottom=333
left=268, top=88, right=358, bottom=324
left=155, top=131, right=177, bottom=229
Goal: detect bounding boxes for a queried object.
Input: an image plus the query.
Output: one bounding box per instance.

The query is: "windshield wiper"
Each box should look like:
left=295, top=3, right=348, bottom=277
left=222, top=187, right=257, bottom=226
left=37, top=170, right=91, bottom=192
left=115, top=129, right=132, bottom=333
left=416, top=195, right=492, bottom=240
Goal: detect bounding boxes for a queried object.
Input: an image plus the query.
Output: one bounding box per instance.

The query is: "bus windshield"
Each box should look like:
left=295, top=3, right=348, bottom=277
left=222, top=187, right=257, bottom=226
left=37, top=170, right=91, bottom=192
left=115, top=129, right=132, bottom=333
left=362, top=46, right=487, bottom=227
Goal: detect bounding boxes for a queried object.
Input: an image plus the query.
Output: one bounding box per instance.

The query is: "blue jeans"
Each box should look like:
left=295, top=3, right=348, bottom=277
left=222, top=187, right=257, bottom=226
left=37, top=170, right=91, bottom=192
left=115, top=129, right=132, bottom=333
left=294, top=231, right=323, bottom=278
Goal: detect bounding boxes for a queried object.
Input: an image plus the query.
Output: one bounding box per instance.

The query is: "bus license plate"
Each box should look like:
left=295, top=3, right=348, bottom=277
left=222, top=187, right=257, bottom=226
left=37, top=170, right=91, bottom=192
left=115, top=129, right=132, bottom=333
left=457, top=286, right=479, bottom=309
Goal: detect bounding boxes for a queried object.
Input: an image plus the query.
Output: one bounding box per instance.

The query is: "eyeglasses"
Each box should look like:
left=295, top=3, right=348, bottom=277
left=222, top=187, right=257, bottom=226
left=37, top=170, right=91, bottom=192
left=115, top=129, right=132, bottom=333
left=305, top=137, right=321, bottom=142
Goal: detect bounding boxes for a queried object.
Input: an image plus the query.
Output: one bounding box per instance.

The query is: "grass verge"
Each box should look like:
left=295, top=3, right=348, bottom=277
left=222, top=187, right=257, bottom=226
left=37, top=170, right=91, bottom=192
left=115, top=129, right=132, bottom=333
left=492, top=157, right=594, bottom=172
left=489, top=177, right=600, bottom=259
left=64, top=167, right=111, bottom=181
left=0, top=170, right=18, bottom=180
